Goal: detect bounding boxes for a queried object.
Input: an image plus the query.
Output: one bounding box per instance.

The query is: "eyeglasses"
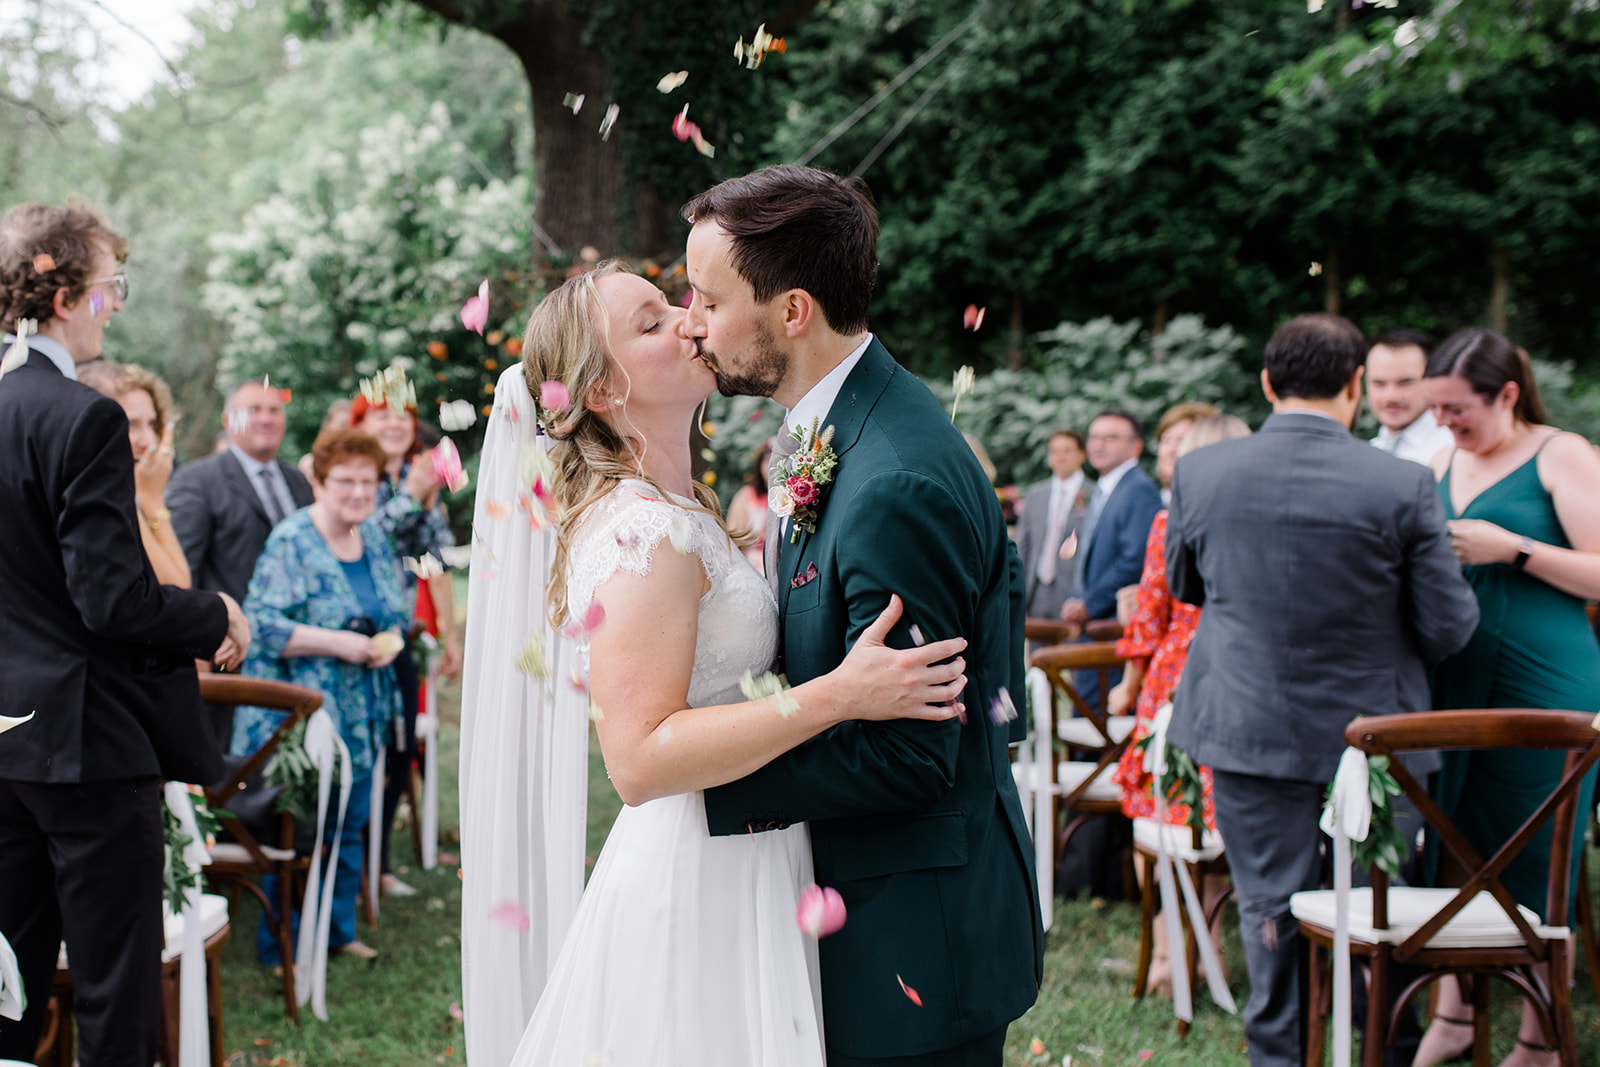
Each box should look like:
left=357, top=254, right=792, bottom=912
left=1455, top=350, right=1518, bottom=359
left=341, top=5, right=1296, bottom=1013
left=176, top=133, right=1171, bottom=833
left=85, top=273, right=129, bottom=302
left=1087, top=432, right=1136, bottom=443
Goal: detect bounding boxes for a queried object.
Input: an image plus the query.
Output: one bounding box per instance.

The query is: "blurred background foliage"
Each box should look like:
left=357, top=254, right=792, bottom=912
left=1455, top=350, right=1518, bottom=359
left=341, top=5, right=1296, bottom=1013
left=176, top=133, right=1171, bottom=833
left=3, top=0, right=1598, bottom=497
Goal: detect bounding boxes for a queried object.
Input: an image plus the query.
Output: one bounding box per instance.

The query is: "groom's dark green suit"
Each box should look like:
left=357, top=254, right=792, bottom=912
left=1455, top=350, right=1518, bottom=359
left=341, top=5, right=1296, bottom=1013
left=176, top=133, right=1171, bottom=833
left=704, top=339, right=1043, bottom=1062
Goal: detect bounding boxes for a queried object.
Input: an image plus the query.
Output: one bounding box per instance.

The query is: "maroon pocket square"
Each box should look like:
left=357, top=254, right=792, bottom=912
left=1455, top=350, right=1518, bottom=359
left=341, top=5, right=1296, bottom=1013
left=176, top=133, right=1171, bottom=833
left=790, top=562, right=819, bottom=589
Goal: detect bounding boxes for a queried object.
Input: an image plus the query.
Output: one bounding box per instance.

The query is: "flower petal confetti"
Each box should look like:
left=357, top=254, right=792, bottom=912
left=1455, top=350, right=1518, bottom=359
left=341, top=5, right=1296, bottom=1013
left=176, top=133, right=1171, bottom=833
left=795, top=884, right=847, bottom=938
left=667, top=512, right=691, bottom=555
left=487, top=900, right=531, bottom=934
left=561, top=601, right=606, bottom=641
left=1308, top=261, right=1323, bottom=277
left=599, top=103, right=620, bottom=140
left=514, top=632, right=549, bottom=680
left=656, top=70, right=689, bottom=93
left=1030, top=1038, right=1047, bottom=1057
left=734, top=23, right=786, bottom=69
left=1058, top=530, right=1079, bottom=560
left=1393, top=17, right=1419, bottom=46
left=432, top=437, right=470, bottom=492
left=440, top=545, right=473, bottom=569
left=540, top=380, right=570, bottom=412
left=359, top=365, right=416, bottom=411
left=909, top=625, right=926, bottom=647
left=448, top=1002, right=464, bottom=1022
left=31, top=253, right=55, bottom=273
left=567, top=666, right=588, bottom=695
left=0, top=317, right=36, bottom=381
left=460, top=279, right=490, bottom=335
left=896, top=973, right=923, bottom=1007
left=962, top=304, right=986, bottom=331
left=405, top=553, right=445, bottom=580
left=484, top=498, right=511, bottom=520
left=563, top=92, right=585, bottom=114
left=949, top=365, right=976, bottom=421
left=1137, top=1052, right=1155, bottom=1062
left=587, top=698, right=605, bottom=722
left=89, top=290, right=104, bottom=315
left=990, top=687, right=1018, bottom=726
left=439, top=399, right=477, bottom=432
left=740, top=669, right=800, bottom=718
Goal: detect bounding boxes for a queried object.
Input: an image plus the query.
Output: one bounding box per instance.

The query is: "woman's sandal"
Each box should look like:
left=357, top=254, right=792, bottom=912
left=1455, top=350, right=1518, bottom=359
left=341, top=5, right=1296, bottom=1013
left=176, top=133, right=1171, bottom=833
left=1503, top=1036, right=1560, bottom=1066
left=1413, top=1014, right=1475, bottom=1067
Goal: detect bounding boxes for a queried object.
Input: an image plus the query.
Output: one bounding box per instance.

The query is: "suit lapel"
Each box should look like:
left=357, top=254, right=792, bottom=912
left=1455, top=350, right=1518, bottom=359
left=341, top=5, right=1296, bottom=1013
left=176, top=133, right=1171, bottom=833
left=220, top=451, right=272, bottom=526
left=778, top=340, right=898, bottom=615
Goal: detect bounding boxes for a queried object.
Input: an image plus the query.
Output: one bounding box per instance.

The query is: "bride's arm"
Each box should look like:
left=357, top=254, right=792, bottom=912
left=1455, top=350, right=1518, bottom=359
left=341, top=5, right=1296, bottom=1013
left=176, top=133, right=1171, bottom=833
left=590, top=545, right=966, bottom=806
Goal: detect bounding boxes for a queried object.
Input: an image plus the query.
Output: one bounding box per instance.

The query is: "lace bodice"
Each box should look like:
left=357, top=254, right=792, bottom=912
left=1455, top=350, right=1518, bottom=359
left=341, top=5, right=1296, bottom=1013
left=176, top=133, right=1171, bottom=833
left=566, top=479, right=778, bottom=707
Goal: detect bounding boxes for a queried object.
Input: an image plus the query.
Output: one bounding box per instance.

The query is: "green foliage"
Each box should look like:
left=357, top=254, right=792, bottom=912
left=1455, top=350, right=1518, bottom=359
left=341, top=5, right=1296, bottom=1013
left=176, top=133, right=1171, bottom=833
left=1323, top=753, right=1411, bottom=879
left=162, top=794, right=224, bottom=914
left=264, top=718, right=337, bottom=823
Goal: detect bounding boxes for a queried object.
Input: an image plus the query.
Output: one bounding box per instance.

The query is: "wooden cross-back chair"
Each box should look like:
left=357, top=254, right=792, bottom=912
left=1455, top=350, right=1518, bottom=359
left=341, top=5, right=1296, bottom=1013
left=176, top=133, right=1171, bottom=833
left=197, top=674, right=323, bottom=1024
left=1291, top=710, right=1600, bottom=1067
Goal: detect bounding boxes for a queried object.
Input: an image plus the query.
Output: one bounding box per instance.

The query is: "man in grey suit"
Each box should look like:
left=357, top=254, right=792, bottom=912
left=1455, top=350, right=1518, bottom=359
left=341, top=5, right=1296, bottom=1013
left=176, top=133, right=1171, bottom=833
left=1015, top=429, right=1091, bottom=621
left=165, top=380, right=313, bottom=604
left=1165, top=313, right=1480, bottom=1067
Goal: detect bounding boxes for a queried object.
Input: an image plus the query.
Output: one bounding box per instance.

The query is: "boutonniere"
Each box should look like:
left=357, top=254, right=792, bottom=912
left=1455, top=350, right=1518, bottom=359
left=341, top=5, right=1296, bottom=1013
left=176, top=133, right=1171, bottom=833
left=770, top=417, right=837, bottom=542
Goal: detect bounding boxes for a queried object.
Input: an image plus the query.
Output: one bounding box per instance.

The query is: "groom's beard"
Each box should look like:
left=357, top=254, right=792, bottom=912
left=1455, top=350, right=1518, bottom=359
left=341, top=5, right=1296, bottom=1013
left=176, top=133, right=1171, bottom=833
left=699, top=322, right=787, bottom=399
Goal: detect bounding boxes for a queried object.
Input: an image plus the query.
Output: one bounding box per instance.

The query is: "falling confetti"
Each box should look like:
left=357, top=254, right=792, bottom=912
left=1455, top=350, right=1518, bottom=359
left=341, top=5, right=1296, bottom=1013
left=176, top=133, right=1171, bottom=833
left=432, top=437, right=470, bottom=492
left=909, top=625, right=925, bottom=647
left=567, top=667, right=588, bottom=696
left=587, top=698, right=605, bottom=722
left=439, top=399, right=477, bottom=432
left=949, top=365, right=976, bottom=421
left=1030, top=1038, right=1047, bottom=1057
left=656, top=70, right=689, bottom=93
left=360, top=366, right=416, bottom=411
left=734, top=23, right=787, bottom=68
left=487, top=900, right=531, bottom=934
left=896, top=974, right=923, bottom=1007
left=439, top=545, right=473, bottom=569
left=514, top=632, right=549, bottom=680
left=448, top=1002, right=464, bottom=1022
left=460, top=279, right=490, bottom=335
left=1393, top=18, right=1419, bottom=46
left=563, top=92, right=585, bottom=114
left=599, top=103, right=620, bottom=140
left=1137, top=1052, right=1155, bottom=1062
left=31, top=253, right=54, bottom=273
left=667, top=512, right=691, bottom=554
left=1058, top=530, right=1078, bottom=560
left=540, top=380, right=571, bottom=411
left=1308, top=261, right=1323, bottom=277
left=990, top=687, right=1018, bottom=726
left=0, top=318, right=36, bottom=381
left=405, top=553, right=445, bottom=580
left=962, top=304, right=986, bottom=331
left=795, top=884, right=848, bottom=938
left=561, top=601, right=607, bottom=641
left=670, top=105, right=716, bottom=157
left=89, top=290, right=104, bottom=315
left=484, top=498, right=511, bottom=520
left=740, top=669, right=800, bottom=719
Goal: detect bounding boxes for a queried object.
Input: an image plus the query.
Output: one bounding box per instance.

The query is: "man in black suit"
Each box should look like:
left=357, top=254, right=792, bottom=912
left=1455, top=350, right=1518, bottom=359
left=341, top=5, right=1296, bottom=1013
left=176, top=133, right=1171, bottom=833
left=0, top=201, right=249, bottom=1065
left=166, top=379, right=313, bottom=604
left=1164, top=313, right=1479, bottom=1067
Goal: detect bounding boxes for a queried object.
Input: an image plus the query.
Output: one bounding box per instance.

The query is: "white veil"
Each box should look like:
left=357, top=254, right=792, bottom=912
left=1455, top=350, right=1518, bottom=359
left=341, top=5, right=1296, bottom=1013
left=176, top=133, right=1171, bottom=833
left=458, top=364, right=589, bottom=1066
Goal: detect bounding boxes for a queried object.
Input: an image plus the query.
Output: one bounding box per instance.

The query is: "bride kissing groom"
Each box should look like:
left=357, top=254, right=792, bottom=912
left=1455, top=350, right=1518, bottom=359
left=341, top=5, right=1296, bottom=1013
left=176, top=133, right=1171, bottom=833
left=481, top=164, right=1042, bottom=1067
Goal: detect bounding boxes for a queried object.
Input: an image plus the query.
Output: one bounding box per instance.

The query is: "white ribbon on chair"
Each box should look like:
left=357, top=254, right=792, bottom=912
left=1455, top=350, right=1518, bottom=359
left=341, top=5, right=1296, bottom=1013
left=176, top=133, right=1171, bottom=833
left=1320, top=747, right=1372, bottom=1067
left=419, top=648, right=440, bottom=871
left=1143, top=702, right=1237, bottom=1022
left=294, top=708, right=353, bottom=1022
left=367, top=745, right=385, bottom=921
left=163, top=782, right=212, bottom=1066
left=0, top=928, right=24, bottom=1021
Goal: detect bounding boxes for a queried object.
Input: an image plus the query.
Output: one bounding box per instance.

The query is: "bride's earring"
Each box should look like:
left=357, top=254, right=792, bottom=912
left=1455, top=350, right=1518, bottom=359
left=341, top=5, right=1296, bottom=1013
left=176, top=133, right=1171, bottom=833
left=613, top=398, right=624, bottom=406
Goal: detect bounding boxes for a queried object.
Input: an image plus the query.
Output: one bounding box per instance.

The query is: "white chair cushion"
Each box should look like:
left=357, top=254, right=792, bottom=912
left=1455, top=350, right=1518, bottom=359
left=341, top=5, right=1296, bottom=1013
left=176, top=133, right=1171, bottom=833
left=1289, top=887, right=1569, bottom=949
left=1055, top=761, right=1122, bottom=803
left=1057, top=715, right=1136, bottom=747
left=206, top=840, right=296, bottom=864
left=1132, top=817, right=1225, bottom=862
left=161, top=893, right=231, bottom=962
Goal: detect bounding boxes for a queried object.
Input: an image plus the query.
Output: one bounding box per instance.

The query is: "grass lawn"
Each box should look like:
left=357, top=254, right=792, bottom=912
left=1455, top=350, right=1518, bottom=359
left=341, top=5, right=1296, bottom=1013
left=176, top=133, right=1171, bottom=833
left=210, top=682, right=1600, bottom=1065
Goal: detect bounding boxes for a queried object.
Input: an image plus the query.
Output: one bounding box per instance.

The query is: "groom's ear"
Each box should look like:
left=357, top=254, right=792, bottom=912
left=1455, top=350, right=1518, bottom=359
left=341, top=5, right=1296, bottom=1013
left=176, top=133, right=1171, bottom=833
left=779, top=289, right=815, bottom=339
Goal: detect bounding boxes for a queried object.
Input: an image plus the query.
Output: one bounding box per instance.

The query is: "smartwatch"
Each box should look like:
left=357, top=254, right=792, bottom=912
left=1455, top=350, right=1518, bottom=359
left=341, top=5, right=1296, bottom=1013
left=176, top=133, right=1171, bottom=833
left=1511, top=536, right=1535, bottom=570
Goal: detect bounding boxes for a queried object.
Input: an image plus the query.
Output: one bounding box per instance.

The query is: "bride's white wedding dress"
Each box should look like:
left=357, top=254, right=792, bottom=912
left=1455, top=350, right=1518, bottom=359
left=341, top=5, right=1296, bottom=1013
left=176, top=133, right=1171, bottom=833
left=509, top=480, right=826, bottom=1067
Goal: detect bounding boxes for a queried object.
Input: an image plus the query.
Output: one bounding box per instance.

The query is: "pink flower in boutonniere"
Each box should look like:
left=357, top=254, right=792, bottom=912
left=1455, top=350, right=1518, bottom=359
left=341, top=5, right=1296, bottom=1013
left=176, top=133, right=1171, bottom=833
left=787, top=476, right=818, bottom=507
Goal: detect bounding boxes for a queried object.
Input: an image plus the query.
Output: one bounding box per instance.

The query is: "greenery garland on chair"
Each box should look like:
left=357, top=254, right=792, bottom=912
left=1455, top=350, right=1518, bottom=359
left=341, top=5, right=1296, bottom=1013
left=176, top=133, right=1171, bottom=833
left=1323, top=753, right=1410, bottom=879
left=1128, top=733, right=1208, bottom=836
left=264, top=717, right=337, bottom=824
left=161, top=795, right=222, bottom=913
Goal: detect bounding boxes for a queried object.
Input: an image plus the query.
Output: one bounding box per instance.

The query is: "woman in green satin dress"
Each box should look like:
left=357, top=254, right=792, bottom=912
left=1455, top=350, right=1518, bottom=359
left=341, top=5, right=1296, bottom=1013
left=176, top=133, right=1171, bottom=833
left=1412, top=328, right=1600, bottom=1067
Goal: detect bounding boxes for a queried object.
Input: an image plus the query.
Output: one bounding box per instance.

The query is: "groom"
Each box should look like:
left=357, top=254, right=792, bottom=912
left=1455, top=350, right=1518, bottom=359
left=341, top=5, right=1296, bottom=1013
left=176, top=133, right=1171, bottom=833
left=687, top=165, right=1043, bottom=1066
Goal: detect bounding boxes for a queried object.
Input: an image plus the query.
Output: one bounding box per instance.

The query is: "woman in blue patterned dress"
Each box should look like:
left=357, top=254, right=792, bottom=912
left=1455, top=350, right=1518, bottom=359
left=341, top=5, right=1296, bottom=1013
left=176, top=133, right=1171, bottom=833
left=232, top=427, right=411, bottom=962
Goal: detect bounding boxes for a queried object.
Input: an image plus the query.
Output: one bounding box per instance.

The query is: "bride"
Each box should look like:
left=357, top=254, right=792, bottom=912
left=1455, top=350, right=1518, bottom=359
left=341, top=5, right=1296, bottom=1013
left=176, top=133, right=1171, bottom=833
left=489, top=261, right=968, bottom=1066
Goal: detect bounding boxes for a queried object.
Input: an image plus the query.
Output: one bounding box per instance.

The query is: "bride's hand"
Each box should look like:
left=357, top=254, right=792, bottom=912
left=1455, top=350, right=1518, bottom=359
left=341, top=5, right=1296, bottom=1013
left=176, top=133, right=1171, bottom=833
left=832, top=595, right=968, bottom=723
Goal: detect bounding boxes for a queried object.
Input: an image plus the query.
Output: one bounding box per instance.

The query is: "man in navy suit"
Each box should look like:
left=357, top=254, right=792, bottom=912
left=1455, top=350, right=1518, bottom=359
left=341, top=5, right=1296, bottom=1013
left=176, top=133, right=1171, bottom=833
left=1059, top=408, right=1162, bottom=707
left=0, top=201, right=248, bottom=1065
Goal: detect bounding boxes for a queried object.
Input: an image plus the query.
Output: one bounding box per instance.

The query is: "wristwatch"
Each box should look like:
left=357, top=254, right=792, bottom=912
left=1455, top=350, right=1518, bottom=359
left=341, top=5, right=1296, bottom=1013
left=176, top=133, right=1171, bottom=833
left=1511, top=536, right=1535, bottom=570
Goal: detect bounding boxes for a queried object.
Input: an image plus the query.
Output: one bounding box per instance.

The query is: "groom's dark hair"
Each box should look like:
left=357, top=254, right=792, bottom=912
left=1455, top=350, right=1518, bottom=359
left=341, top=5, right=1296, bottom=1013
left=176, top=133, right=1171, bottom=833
left=682, top=165, right=878, bottom=335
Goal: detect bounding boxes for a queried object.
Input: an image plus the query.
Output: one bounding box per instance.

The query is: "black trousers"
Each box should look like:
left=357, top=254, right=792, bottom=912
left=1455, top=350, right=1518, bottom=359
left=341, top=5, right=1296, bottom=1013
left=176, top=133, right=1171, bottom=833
left=0, top=776, right=164, bottom=1066
left=827, top=1024, right=1008, bottom=1067
left=380, top=644, right=420, bottom=874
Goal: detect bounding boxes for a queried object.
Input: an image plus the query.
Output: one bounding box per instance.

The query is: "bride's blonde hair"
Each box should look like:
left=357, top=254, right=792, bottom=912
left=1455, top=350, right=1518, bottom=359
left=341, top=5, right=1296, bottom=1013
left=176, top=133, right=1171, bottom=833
left=523, top=260, right=747, bottom=627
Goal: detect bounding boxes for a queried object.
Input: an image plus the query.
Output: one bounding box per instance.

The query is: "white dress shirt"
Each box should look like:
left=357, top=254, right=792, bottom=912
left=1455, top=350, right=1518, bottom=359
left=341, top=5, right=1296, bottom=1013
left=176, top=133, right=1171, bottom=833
left=1371, top=409, right=1454, bottom=466
left=229, top=444, right=296, bottom=522
left=4, top=334, right=77, bottom=380
left=1035, top=470, right=1085, bottom=584
left=1090, top=456, right=1139, bottom=502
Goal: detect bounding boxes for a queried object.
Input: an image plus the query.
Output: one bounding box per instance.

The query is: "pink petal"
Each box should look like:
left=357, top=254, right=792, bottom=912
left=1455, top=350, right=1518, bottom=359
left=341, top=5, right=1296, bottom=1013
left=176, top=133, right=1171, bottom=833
left=672, top=104, right=693, bottom=141
left=431, top=437, right=467, bottom=491
left=795, top=884, right=848, bottom=939
left=896, top=973, right=923, bottom=1007
left=1137, top=1052, right=1155, bottom=1061
left=460, top=279, right=490, bottom=335
left=962, top=304, right=979, bottom=330
left=989, top=687, right=1017, bottom=725
left=487, top=900, right=530, bottom=934
left=540, top=380, right=570, bottom=411
left=448, top=1002, right=464, bottom=1021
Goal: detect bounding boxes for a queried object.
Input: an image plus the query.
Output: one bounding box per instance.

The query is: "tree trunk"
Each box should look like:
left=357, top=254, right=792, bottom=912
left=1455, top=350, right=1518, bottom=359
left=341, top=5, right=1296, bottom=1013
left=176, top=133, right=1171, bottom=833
left=1006, top=291, right=1023, bottom=370
left=1487, top=247, right=1509, bottom=333
left=1152, top=298, right=1168, bottom=339
left=1323, top=248, right=1341, bottom=315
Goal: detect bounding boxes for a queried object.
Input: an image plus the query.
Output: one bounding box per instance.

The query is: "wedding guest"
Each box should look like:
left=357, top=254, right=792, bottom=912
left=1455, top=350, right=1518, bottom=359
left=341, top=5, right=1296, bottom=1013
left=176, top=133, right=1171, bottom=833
left=1367, top=328, right=1453, bottom=464
left=1165, top=313, right=1479, bottom=1067
left=77, top=361, right=190, bottom=586
left=297, top=397, right=353, bottom=482
left=165, top=380, right=313, bottom=603
left=1414, top=329, right=1600, bottom=1067
left=1153, top=402, right=1220, bottom=504
left=0, top=200, right=245, bottom=1065
left=350, top=390, right=460, bottom=897
left=1109, top=414, right=1247, bottom=993
left=1015, top=429, right=1090, bottom=622
left=232, top=427, right=409, bottom=963
left=726, top=439, right=772, bottom=573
